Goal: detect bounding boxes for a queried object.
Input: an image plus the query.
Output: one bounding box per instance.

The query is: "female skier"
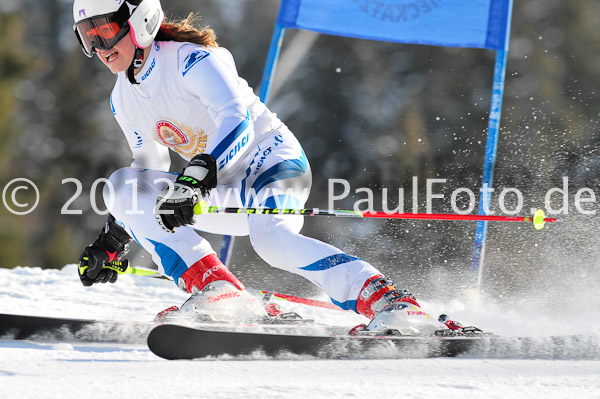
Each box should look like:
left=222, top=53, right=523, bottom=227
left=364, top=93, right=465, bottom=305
left=73, top=0, right=432, bottom=333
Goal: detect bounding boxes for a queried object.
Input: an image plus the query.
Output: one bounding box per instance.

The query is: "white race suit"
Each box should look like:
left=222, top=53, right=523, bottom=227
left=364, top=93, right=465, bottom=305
left=106, top=40, right=383, bottom=311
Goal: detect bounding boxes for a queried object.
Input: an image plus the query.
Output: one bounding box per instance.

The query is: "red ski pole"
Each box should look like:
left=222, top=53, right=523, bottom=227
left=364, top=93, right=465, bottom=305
left=193, top=204, right=556, bottom=230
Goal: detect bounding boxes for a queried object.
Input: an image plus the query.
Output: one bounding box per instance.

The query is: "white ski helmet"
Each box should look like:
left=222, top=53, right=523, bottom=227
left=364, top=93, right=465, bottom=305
left=73, top=0, right=164, bottom=57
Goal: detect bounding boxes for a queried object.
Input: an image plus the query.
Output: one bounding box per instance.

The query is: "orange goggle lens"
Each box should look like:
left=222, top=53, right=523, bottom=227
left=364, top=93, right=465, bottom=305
left=85, top=21, right=122, bottom=40
left=74, top=17, right=129, bottom=57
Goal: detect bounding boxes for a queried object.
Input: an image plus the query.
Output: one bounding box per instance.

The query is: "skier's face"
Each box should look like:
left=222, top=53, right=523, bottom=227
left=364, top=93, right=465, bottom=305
left=95, top=34, right=137, bottom=74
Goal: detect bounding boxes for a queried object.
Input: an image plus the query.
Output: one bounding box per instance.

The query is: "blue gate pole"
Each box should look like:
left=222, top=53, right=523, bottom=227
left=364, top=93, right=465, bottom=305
left=471, top=49, right=509, bottom=289
left=219, top=24, right=287, bottom=266
left=259, top=24, right=287, bottom=104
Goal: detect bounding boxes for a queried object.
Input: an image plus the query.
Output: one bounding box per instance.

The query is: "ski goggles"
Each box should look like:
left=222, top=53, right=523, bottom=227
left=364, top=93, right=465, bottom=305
left=73, top=5, right=131, bottom=57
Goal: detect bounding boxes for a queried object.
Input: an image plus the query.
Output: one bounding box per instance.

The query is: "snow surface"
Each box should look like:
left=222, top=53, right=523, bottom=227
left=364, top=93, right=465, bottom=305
left=1, top=266, right=600, bottom=399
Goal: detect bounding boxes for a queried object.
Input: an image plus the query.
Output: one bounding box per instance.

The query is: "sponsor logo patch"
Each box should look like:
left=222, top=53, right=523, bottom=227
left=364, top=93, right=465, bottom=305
left=407, top=310, right=428, bottom=316
left=202, top=266, right=222, bottom=282
left=141, top=57, right=156, bottom=81
left=182, top=50, right=210, bottom=76
left=218, top=133, right=250, bottom=171
left=156, top=120, right=190, bottom=147
left=155, top=119, right=207, bottom=159
left=207, top=291, right=241, bottom=303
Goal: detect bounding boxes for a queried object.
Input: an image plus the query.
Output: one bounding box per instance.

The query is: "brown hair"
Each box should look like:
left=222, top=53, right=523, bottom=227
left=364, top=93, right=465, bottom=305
left=155, top=13, right=218, bottom=47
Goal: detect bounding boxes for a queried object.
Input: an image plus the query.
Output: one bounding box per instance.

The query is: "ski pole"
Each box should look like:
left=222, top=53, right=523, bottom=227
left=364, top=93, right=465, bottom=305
left=103, top=260, right=163, bottom=277
left=193, top=203, right=556, bottom=230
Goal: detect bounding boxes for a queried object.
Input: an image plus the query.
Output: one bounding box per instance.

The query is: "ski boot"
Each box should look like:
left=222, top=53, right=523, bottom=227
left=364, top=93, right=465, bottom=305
left=350, top=275, right=437, bottom=336
left=155, top=254, right=267, bottom=323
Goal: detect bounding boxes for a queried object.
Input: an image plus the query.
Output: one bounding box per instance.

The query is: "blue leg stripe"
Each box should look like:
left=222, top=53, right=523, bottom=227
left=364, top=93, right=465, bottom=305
left=331, top=298, right=358, bottom=313
left=299, top=253, right=362, bottom=271
left=148, top=239, right=189, bottom=282
left=250, top=150, right=308, bottom=199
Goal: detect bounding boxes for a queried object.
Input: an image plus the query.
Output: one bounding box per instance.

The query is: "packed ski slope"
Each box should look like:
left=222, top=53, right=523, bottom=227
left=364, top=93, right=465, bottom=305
left=1, top=266, right=599, bottom=399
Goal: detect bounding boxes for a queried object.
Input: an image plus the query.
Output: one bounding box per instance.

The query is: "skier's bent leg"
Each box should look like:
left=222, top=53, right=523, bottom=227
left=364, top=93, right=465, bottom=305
left=104, top=167, right=264, bottom=320
left=104, top=167, right=243, bottom=292
left=248, top=211, right=377, bottom=311
left=249, top=203, right=434, bottom=332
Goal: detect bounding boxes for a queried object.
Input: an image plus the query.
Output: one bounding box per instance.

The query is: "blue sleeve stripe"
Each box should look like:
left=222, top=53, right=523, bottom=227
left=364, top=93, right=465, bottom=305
left=210, top=113, right=251, bottom=161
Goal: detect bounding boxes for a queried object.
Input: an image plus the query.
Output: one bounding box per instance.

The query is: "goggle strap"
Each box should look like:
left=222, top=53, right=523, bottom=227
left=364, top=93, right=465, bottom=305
left=114, top=1, right=134, bottom=25
left=74, top=29, right=93, bottom=58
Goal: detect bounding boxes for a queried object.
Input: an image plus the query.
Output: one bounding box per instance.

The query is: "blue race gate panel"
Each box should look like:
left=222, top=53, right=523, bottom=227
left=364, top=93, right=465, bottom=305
left=221, top=0, right=514, bottom=288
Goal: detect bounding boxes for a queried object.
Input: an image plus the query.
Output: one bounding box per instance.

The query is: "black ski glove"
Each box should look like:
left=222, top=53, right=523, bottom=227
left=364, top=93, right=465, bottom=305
left=155, top=153, right=217, bottom=233
left=78, top=215, right=132, bottom=287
